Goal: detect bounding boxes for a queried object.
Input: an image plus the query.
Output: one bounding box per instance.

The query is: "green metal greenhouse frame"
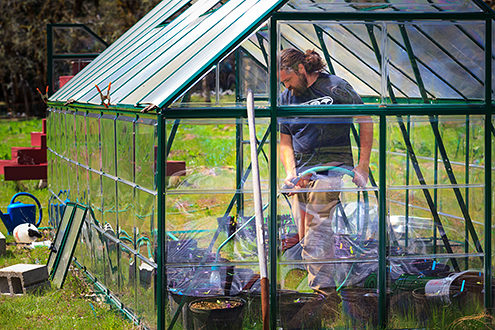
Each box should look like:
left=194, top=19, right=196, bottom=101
left=46, top=0, right=494, bottom=329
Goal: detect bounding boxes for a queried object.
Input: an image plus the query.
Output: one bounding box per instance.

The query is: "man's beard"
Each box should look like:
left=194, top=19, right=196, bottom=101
left=290, top=73, right=308, bottom=97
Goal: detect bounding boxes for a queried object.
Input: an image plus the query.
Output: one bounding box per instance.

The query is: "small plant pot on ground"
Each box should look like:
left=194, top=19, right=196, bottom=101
left=278, top=291, right=324, bottom=330
left=189, top=296, right=245, bottom=330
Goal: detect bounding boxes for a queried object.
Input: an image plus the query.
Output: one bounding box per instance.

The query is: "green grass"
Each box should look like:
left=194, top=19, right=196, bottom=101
left=0, top=240, right=137, bottom=329
left=0, top=118, right=136, bottom=329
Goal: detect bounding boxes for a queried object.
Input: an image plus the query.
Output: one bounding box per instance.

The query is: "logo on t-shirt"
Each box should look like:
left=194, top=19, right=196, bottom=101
left=302, top=96, right=334, bottom=106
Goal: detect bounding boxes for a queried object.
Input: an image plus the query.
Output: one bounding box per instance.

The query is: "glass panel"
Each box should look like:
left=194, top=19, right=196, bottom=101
left=87, top=112, right=101, bottom=170
left=101, top=233, right=119, bottom=294
left=279, top=22, right=384, bottom=102
left=137, top=260, right=157, bottom=329
left=388, top=258, right=484, bottom=329
left=116, top=115, right=134, bottom=182
left=74, top=216, right=92, bottom=273
left=101, top=114, right=116, bottom=175
left=135, top=117, right=157, bottom=191
left=276, top=114, right=378, bottom=327
left=52, top=205, right=87, bottom=288
left=47, top=203, right=75, bottom=275
left=51, top=0, right=196, bottom=102
left=76, top=112, right=88, bottom=166
left=387, top=21, right=485, bottom=103
left=135, top=189, right=156, bottom=261
left=119, top=245, right=137, bottom=314
left=117, top=181, right=135, bottom=241
left=89, top=211, right=106, bottom=286
left=166, top=118, right=238, bottom=192
left=89, top=171, right=102, bottom=222
left=128, top=0, right=284, bottom=107
left=102, top=175, right=117, bottom=229
left=280, top=0, right=482, bottom=13
left=78, top=167, right=89, bottom=205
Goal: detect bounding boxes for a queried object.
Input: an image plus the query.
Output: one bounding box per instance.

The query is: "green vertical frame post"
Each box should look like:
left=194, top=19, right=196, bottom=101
left=378, top=114, right=387, bottom=328
left=157, top=111, right=167, bottom=330
left=269, top=16, right=278, bottom=330
left=484, top=17, right=493, bottom=313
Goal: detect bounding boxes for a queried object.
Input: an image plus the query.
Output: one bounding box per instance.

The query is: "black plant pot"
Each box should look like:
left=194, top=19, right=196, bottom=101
left=189, top=296, right=246, bottom=330
left=278, top=291, right=324, bottom=330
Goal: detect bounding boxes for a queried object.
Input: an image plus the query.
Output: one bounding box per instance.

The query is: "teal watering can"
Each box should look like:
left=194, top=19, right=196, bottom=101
left=0, top=192, right=42, bottom=234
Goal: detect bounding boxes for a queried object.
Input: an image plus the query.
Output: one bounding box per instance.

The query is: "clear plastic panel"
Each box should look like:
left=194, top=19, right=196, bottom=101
left=87, top=112, right=101, bottom=171
left=101, top=114, right=116, bottom=175
left=116, top=115, right=135, bottom=182
left=387, top=258, right=484, bottom=329
left=135, top=117, right=157, bottom=191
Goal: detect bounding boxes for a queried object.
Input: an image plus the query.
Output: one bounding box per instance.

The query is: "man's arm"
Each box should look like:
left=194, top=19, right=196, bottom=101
left=280, top=132, right=297, bottom=186
left=353, top=116, right=373, bottom=187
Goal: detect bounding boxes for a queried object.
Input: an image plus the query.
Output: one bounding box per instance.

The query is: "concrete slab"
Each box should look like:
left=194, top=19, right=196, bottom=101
left=0, top=263, right=49, bottom=296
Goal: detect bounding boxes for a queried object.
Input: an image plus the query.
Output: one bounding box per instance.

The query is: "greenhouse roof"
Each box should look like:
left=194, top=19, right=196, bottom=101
left=49, top=0, right=493, bottom=108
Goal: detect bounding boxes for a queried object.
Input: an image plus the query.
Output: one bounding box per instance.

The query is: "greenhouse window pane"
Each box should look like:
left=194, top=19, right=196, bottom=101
left=116, top=115, right=135, bottom=182
left=280, top=0, right=482, bottom=13
left=50, top=0, right=195, bottom=102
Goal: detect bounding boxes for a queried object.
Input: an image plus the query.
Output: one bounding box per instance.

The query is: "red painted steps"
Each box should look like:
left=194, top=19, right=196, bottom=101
left=0, top=118, right=47, bottom=181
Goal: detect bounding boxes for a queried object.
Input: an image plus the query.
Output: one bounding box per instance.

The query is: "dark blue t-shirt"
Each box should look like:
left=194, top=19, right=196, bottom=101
left=280, top=73, right=362, bottom=173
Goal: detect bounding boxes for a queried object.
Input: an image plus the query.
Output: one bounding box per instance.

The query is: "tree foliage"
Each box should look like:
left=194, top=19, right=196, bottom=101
left=0, top=0, right=160, bottom=116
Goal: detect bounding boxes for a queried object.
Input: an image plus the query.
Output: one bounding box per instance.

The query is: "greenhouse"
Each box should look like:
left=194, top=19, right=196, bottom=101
left=46, top=0, right=493, bottom=329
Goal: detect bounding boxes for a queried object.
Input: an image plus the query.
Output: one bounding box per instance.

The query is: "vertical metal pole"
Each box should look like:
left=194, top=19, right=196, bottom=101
left=433, top=129, right=438, bottom=255
left=269, top=16, right=278, bottom=330
left=465, top=115, right=470, bottom=268
left=235, top=49, right=241, bottom=103
left=484, top=17, right=492, bottom=313
left=47, top=24, right=53, bottom=96
left=236, top=119, right=244, bottom=218
left=378, top=114, right=387, bottom=328
left=157, top=112, right=166, bottom=330
left=405, top=117, right=410, bottom=248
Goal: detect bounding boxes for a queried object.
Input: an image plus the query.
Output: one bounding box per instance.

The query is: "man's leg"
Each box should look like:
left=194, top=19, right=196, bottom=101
left=299, top=177, right=341, bottom=291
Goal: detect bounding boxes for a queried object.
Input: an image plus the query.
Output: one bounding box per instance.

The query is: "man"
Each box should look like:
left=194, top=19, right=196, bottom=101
left=279, top=48, right=373, bottom=295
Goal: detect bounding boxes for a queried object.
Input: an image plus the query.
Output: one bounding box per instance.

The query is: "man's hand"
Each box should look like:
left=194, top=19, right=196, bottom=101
left=284, top=174, right=310, bottom=196
left=352, top=163, right=369, bottom=187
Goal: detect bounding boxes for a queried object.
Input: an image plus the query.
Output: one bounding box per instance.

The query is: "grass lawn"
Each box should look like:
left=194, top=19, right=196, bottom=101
left=0, top=118, right=136, bottom=329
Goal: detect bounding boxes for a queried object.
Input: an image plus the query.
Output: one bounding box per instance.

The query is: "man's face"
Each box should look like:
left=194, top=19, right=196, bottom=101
left=280, top=69, right=308, bottom=97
